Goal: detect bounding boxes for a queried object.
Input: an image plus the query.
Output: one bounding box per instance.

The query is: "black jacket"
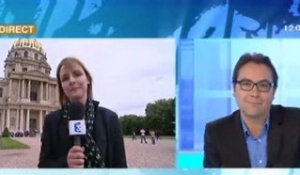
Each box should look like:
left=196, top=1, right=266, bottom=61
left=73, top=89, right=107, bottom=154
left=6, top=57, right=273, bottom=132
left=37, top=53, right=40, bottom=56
left=204, top=105, right=300, bottom=167
left=38, top=101, right=127, bottom=168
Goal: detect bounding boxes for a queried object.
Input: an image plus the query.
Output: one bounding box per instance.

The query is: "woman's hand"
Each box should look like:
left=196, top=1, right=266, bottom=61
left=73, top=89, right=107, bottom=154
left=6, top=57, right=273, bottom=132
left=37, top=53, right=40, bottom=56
left=67, top=146, right=85, bottom=168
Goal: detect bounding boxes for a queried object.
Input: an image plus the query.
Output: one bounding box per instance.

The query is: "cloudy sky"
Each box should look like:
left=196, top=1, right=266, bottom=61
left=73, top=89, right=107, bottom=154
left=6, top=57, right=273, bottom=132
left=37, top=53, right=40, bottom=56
left=0, top=39, right=175, bottom=116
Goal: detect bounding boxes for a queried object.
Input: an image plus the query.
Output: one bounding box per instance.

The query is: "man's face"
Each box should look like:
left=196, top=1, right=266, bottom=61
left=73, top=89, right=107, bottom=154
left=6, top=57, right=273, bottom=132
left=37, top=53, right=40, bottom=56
left=233, top=62, right=276, bottom=119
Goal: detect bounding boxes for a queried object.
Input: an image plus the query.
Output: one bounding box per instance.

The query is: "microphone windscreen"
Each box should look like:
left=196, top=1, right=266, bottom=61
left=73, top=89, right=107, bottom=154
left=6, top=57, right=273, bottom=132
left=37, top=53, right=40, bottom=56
left=68, top=102, right=86, bottom=136
left=69, top=102, right=84, bottom=120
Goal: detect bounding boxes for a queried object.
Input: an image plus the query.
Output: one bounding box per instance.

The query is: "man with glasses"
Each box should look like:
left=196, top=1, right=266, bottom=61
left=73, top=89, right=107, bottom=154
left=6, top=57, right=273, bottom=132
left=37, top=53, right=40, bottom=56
left=203, top=53, right=300, bottom=167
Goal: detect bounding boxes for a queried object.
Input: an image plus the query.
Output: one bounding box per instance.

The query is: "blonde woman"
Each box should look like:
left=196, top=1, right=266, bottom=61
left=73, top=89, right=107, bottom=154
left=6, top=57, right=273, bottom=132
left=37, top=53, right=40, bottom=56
left=38, top=57, right=127, bottom=168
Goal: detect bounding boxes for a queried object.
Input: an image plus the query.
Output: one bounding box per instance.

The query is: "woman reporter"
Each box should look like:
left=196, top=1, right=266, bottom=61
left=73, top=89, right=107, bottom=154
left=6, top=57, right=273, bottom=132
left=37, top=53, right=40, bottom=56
left=38, top=57, right=127, bottom=168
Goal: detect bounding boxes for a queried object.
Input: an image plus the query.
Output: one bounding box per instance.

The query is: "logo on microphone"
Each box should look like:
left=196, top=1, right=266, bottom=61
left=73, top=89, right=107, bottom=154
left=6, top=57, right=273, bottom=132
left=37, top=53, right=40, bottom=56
left=69, top=120, right=86, bottom=135
left=74, top=122, right=81, bottom=133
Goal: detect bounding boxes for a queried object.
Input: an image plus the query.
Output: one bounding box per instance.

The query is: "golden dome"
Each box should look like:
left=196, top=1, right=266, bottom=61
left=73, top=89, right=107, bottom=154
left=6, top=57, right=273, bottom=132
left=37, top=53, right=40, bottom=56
left=12, top=39, right=44, bottom=54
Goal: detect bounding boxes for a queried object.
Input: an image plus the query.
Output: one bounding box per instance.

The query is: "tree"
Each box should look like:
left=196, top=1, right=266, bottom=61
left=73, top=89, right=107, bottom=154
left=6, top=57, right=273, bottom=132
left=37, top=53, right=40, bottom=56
left=119, top=114, right=145, bottom=135
left=145, top=98, right=175, bottom=135
left=2, top=127, right=10, bottom=137
left=119, top=97, right=175, bottom=136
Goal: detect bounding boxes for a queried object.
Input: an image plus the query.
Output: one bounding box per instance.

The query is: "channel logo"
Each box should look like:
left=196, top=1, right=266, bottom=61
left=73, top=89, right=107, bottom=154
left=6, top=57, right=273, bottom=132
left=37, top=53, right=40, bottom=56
left=69, top=120, right=86, bottom=135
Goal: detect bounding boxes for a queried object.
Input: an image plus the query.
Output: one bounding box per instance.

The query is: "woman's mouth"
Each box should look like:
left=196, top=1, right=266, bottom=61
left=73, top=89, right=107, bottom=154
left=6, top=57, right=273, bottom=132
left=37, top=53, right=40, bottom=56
left=70, top=87, right=79, bottom=92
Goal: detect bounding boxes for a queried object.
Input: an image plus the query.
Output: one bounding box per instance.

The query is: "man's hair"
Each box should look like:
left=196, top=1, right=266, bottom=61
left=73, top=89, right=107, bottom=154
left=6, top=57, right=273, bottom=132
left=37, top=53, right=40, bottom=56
left=232, top=53, right=278, bottom=87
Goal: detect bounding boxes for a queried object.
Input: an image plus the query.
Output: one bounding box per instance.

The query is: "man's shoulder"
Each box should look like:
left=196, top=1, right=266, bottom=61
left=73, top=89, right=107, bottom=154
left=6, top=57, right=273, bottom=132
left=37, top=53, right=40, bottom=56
left=206, top=110, right=239, bottom=129
left=271, top=105, right=300, bottom=116
left=272, top=104, right=300, bottom=111
left=271, top=105, right=300, bottom=122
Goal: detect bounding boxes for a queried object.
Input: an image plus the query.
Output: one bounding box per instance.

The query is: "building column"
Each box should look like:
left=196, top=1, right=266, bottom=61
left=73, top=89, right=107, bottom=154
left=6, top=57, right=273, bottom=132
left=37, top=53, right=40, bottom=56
left=20, top=109, right=24, bottom=131
left=0, top=111, right=4, bottom=132
left=26, top=109, right=30, bottom=130
left=39, top=110, right=43, bottom=133
left=22, top=79, right=25, bottom=99
left=49, top=84, right=52, bottom=102
left=40, top=81, right=43, bottom=101
left=46, top=83, right=49, bottom=101
left=27, top=80, right=31, bottom=99
left=6, top=108, right=10, bottom=129
left=8, top=79, right=12, bottom=101
left=18, top=79, right=21, bottom=101
left=16, top=109, right=19, bottom=130
left=55, top=85, right=59, bottom=104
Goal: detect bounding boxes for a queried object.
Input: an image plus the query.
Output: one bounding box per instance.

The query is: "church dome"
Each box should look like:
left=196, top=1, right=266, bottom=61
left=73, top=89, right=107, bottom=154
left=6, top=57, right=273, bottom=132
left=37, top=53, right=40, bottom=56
left=12, top=39, right=45, bottom=54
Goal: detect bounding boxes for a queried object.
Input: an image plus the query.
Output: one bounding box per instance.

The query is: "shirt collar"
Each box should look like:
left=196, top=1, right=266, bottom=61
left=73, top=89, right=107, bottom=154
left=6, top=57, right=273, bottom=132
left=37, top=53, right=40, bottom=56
left=241, top=114, right=270, bottom=138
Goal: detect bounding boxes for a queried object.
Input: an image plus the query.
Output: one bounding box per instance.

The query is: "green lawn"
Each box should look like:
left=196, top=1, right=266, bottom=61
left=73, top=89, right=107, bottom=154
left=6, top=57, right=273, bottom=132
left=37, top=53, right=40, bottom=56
left=0, top=137, right=30, bottom=149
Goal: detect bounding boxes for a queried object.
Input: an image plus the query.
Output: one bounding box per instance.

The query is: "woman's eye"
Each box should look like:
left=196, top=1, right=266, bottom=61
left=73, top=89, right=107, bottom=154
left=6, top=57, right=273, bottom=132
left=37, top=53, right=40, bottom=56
left=61, top=76, right=68, bottom=82
left=73, top=71, right=82, bottom=77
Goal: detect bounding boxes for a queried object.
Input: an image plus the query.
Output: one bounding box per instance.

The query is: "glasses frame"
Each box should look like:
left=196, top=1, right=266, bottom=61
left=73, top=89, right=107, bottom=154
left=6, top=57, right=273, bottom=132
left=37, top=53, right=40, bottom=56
left=233, top=79, right=274, bottom=92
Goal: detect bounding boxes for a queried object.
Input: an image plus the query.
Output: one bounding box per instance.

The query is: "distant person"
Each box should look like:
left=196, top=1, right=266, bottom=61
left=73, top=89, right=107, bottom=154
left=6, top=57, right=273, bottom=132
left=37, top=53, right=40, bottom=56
left=149, top=130, right=156, bottom=144
left=155, top=130, right=160, bottom=141
left=204, top=53, right=300, bottom=167
left=140, top=128, right=147, bottom=144
left=132, top=130, right=136, bottom=140
left=38, top=57, right=127, bottom=168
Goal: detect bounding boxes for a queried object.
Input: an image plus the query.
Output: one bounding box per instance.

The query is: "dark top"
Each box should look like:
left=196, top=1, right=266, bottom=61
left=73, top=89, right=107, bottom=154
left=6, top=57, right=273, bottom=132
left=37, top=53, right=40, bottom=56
left=204, top=105, right=300, bottom=167
left=38, top=101, right=127, bottom=168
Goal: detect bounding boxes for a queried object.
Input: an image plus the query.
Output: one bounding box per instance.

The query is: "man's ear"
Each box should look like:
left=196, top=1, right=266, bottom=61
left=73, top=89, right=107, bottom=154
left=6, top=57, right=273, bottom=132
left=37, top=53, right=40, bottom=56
left=232, top=84, right=237, bottom=96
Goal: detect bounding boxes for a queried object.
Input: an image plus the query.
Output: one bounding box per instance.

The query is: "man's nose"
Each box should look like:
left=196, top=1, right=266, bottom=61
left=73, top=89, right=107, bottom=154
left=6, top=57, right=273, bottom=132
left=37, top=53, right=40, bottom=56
left=250, top=84, right=259, bottom=96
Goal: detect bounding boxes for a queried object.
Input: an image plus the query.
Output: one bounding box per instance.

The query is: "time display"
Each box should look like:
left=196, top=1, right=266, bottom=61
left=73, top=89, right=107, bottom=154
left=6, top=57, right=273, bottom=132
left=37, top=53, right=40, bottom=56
left=284, top=24, right=300, bottom=32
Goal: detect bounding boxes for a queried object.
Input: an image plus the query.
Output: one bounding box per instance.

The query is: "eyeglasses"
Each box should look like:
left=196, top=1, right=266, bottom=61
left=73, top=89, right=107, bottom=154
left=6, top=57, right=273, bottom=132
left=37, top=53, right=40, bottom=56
left=234, top=79, right=274, bottom=92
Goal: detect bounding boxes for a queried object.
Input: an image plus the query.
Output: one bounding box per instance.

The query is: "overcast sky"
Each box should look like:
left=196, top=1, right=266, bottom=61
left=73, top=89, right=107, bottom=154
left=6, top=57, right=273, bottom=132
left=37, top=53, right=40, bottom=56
left=0, top=39, right=175, bottom=116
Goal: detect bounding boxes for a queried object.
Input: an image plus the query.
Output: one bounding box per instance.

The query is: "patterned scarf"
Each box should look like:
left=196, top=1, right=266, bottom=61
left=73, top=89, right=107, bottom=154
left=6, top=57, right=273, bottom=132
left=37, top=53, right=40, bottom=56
left=63, top=100, right=105, bottom=168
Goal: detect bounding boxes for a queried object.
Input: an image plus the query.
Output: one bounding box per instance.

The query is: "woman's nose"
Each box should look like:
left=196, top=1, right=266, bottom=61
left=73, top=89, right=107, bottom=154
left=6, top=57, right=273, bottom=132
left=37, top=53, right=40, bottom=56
left=68, top=76, right=75, bottom=84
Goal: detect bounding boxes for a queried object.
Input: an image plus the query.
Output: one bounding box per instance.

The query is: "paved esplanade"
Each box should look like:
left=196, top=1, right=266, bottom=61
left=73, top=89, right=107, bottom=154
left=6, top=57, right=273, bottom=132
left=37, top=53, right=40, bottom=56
left=0, top=137, right=175, bottom=168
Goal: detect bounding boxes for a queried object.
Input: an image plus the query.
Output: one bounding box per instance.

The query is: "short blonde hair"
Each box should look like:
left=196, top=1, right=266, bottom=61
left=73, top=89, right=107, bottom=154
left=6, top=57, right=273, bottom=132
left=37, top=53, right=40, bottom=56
left=56, top=57, right=93, bottom=107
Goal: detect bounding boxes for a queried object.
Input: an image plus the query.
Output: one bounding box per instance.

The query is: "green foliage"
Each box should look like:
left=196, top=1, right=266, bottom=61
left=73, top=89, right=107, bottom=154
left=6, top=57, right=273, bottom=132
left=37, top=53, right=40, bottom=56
left=119, top=114, right=145, bottom=135
left=2, top=127, right=10, bottom=137
left=145, top=98, right=175, bottom=135
left=0, top=137, right=29, bottom=149
left=119, top=97, right=175, bottom=136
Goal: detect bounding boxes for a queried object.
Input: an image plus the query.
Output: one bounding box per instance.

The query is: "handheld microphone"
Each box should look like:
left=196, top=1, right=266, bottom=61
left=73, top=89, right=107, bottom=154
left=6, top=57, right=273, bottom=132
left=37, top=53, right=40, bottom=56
left=68, top=102, right=86, bottom=146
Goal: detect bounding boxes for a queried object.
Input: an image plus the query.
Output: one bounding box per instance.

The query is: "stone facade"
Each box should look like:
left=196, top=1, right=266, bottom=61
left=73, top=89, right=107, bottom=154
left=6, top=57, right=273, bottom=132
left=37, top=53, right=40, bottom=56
left=0, top=39, right=59, bottom=134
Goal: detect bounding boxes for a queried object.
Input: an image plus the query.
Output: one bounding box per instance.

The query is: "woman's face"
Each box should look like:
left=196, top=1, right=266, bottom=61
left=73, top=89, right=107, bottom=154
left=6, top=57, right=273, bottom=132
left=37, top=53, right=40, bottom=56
left=59, top=62, right=90, bottom=104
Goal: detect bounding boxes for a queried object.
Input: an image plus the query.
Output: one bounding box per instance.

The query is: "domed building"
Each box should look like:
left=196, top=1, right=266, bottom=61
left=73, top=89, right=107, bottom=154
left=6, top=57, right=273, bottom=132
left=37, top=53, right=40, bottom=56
left=0, top=39, right=59, bottom=135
